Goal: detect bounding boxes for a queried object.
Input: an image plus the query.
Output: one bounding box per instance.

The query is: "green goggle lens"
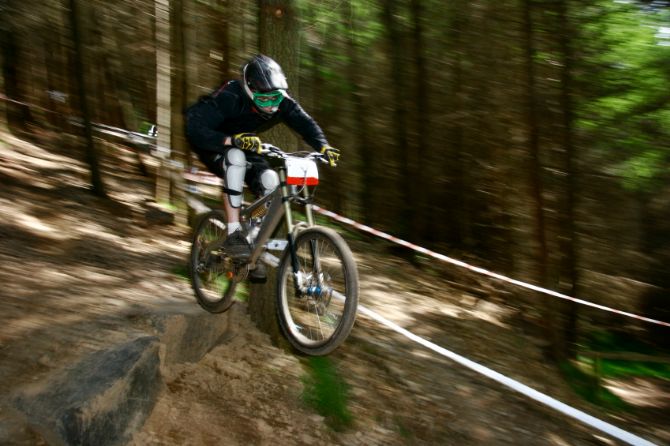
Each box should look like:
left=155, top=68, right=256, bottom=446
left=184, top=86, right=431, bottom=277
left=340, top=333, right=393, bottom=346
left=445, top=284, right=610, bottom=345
left=252, top=90, right=284, bottom=108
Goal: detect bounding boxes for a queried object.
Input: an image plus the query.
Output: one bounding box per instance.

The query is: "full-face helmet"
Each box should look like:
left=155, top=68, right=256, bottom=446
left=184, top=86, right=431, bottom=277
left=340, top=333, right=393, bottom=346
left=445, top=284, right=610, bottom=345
left=242, top=54, right=288, bottom=114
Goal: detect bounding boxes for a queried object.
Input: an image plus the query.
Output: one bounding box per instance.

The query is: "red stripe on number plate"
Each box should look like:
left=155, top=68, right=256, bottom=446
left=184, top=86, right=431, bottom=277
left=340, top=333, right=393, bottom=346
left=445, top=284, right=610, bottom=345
left=287, top=177, right=319, bottom=186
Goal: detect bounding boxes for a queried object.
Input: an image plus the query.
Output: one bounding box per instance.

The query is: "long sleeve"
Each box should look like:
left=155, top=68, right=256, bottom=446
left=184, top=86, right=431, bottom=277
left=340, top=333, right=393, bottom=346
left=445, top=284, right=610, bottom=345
left=281, top=99, right=329, bottom=151
left=185, top=96, right=233, bottom=154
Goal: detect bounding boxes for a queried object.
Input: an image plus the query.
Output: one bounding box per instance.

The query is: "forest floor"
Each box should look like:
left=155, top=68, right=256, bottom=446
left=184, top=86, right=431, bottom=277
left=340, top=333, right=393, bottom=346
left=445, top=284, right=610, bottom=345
left=0, top=127, right=669, bottom=446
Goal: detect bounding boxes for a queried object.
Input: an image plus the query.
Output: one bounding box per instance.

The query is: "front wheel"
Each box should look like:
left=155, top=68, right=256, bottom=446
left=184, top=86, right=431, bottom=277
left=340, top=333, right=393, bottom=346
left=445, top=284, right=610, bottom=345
left=190, top=210, right=245, bottom=313
left=276, top=226, right=359, bottom=356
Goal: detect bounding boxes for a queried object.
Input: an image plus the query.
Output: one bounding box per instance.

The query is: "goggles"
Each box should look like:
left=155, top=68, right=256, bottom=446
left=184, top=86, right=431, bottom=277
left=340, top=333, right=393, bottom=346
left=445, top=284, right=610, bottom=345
left=252, top=90, right=284, bottom=109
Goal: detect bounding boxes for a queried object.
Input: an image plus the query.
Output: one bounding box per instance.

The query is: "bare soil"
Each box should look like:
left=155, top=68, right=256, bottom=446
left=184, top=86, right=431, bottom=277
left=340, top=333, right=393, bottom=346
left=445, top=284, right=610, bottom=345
left=1, top=129, right=668, bottom=445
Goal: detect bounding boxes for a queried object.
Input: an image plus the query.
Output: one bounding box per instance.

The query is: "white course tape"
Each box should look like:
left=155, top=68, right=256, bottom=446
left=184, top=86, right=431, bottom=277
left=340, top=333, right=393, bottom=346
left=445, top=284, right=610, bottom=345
left=357, top=304, right=657, bottom=446
left=312, top=206, right=670, bottom=329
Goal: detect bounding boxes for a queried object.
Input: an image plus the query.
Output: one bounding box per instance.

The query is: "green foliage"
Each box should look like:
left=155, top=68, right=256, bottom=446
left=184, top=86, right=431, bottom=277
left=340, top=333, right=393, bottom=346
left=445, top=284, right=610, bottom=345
left=559, top=361, right=629, bottom=411
left=233, top=282, right=249, bottom=303
left=138, top=121, right=155, bottom=134
left=301, top=356, right=353, bottom=431
left=597, top=358, right=670, bottom=381
left=563, top=329, right=670, bottom=410
left=158, top=200, right=178, bottom=212
left=576, top=0, right=670, bottom=192
left=578, top=330, right=670, bottom=380
left=616, top=150, right=666, bottom=191
left=171, top=263, right=190, bottom=281
left=297, top=0, right=383, bottom=45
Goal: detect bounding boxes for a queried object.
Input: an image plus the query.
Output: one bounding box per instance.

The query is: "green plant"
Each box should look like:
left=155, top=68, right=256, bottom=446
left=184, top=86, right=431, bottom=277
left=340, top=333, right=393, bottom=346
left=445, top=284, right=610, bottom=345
left=158, top=200, right=178, bottom=212
left=301, top=356, right=353, bottom=431
left=171, top=263, right=190, bottom=281
left=233, top=282, right=249, bottom=303
left=578, top=330, right=670, bottom=381
left=559, top=361, right=628, bottom=411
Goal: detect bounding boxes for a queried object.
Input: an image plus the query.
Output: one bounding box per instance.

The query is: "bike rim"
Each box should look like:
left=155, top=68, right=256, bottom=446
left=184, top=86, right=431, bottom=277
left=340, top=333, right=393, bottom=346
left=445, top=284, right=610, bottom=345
left=280, top=234, right=349, bottom=347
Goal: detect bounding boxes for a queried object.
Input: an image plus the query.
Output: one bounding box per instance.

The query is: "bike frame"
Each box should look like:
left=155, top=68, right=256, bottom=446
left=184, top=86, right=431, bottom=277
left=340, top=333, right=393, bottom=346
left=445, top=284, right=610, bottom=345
left=241, top=163, right=317, bottom=289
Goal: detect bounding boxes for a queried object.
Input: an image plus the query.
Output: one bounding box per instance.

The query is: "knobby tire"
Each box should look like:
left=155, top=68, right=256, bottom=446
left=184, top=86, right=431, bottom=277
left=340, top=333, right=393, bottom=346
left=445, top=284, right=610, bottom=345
left=276, top=226, right=359, bottom=356
left=189, top=210, right=238, bottom=313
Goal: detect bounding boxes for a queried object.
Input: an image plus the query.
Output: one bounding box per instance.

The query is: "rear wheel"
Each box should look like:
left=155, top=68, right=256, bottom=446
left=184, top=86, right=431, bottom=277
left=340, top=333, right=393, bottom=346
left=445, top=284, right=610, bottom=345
left=190, top=210, right=247, bottom=313
left=276, top=226, right=358, bottom=355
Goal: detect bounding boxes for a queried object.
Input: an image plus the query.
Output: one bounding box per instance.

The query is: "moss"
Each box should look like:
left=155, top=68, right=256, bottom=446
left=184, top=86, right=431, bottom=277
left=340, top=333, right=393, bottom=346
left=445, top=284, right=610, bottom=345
left=301, top=356, right=353, bottom=431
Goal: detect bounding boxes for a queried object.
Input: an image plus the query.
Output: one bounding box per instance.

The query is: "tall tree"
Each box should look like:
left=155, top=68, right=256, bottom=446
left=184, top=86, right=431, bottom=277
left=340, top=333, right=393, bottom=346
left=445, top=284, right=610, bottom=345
left=555, top=0, right=580, bottom=358
left=0, top=12, right=34, bottom=129
left=347, top=0, right=376, bottom=225
left=409, top=0, right=429, bottom=240
left=0, top=16, right=7, bottom=132
left=155, top=0, right=171, bottom=203
left=442, top=0, right=471, bottom=247
left=249, top=0, right=301, bottom=345
left=522, top=0, right=563, bottom=359
left=380, top=0, right=413, bottom=239
left=170, top=0, right=189, bottom=225
left=258, top=0, right=300, bottom=148
left=68, top=0, right=106, bottom=197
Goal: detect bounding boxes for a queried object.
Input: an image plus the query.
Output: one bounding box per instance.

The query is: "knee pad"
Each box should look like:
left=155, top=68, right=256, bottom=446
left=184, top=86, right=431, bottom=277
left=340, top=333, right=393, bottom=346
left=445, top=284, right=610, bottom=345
left=223, top=148, right=247, bottom=208
left=259, top=169, right=279, bottom=196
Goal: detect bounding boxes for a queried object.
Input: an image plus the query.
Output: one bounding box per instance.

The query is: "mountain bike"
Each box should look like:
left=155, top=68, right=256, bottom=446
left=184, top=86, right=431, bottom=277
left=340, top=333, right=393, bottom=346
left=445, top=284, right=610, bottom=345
left=189, top=144, right=359, bottom=356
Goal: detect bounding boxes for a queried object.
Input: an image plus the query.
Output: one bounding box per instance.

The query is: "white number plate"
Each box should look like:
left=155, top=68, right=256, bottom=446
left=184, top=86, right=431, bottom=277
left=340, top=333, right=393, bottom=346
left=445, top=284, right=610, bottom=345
left=286, top=157, right=319, bottom=186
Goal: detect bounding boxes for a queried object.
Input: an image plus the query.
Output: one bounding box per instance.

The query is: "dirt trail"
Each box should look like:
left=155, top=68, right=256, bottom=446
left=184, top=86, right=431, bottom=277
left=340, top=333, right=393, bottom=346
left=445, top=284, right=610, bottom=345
left=1, top=130, right=668, bottom=445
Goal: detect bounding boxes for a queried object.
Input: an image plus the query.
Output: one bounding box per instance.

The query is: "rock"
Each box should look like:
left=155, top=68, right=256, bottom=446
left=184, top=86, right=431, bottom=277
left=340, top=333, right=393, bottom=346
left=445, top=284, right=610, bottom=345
left=144, top=202, right=174, bottom=226
left=12, top=336, right=161, bottom=446
left=147, top=301, right=231, bottom=366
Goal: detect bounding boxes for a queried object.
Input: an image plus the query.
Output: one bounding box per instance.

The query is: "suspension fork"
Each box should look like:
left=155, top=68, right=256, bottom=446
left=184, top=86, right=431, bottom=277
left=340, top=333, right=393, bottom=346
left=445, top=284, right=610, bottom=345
left=301, top=187, right=324, bottom=286
left=279, top=167, right=303, bottom=295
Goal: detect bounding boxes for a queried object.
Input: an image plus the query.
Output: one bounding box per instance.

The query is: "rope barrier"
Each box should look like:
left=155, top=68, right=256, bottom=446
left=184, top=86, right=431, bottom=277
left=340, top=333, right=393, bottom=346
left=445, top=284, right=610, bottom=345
left=1, top=99, right=665, bottom=444
left=312, top=205, right=670, bottom=329
left=357, top=304, right=658, bottom=446
left=3, top=94, right=667, bottom=326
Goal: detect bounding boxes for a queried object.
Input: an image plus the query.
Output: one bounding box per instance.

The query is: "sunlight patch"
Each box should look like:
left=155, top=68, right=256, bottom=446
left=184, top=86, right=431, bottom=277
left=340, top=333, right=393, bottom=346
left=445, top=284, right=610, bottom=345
left=465, top=300, right=513, bottom=328
left=604, top=377, right=670, bottom=408
left=17, top=212, right=55, bottom=234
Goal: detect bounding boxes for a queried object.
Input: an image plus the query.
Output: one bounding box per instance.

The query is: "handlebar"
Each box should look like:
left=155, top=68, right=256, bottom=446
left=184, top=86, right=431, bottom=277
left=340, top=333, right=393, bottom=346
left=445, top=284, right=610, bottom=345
left=259, top=143, right=329, bottom=164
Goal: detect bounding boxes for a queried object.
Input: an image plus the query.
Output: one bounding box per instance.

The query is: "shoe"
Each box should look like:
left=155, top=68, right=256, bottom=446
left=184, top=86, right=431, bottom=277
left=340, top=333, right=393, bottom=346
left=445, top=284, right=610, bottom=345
left=222, top=229, right=251, bottom=260
left=249, top=261, right=267, bottom=283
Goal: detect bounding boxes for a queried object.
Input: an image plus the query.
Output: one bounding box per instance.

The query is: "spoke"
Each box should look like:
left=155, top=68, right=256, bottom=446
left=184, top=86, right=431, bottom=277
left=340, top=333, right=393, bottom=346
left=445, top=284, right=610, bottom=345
left=311, top=301, right=325, bottom=340
left=331, top=290, right=346, bottom=303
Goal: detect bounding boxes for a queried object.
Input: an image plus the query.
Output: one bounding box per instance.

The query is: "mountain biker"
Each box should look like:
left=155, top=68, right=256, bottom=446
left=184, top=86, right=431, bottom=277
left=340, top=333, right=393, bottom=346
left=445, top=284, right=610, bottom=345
left=185, top=54, right=340, bottom=281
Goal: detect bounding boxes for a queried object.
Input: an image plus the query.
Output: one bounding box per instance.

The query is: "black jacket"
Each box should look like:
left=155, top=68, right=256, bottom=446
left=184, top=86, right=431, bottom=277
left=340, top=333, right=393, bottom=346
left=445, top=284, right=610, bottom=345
left=185, top=80, right=328, bottom=154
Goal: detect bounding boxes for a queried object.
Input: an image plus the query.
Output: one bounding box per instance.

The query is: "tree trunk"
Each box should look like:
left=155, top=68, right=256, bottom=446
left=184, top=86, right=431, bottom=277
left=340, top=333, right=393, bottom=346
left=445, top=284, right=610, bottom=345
left=522, top=0, right=559, bottom=359
left=44, top=17, right=68, bottom=131
left=0, top=24, right=34, bottom=129
left=556, top=0, right=579, bottom=359
left=155, top=0, right=171, bottom=203
left=257, top=0, right=300, bottom=148
left=0, top=26, right=7, bottom=132
left=213, top=0, right=232, bottom=80
left=68, top=0, right=106, bottom=197
left=346, top=0, right=375, bottom=225
left=380, top=0, right=412, bottom=240
left=249, top=0, right=300, bottom=344
left=102, top=11, right=149, bottom=176
left=441, top=2, right=470, bottom=247
left=169, top=0, right=188, bottom=226
left=410, top=0, right=429, bottom=241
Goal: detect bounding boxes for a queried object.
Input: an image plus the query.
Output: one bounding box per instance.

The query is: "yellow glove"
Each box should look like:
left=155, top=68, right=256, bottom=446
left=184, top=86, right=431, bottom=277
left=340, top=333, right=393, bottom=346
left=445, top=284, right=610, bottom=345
left=320, top=145, right=340, bottom=167
left=233, top=133, right=262, bottom=154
